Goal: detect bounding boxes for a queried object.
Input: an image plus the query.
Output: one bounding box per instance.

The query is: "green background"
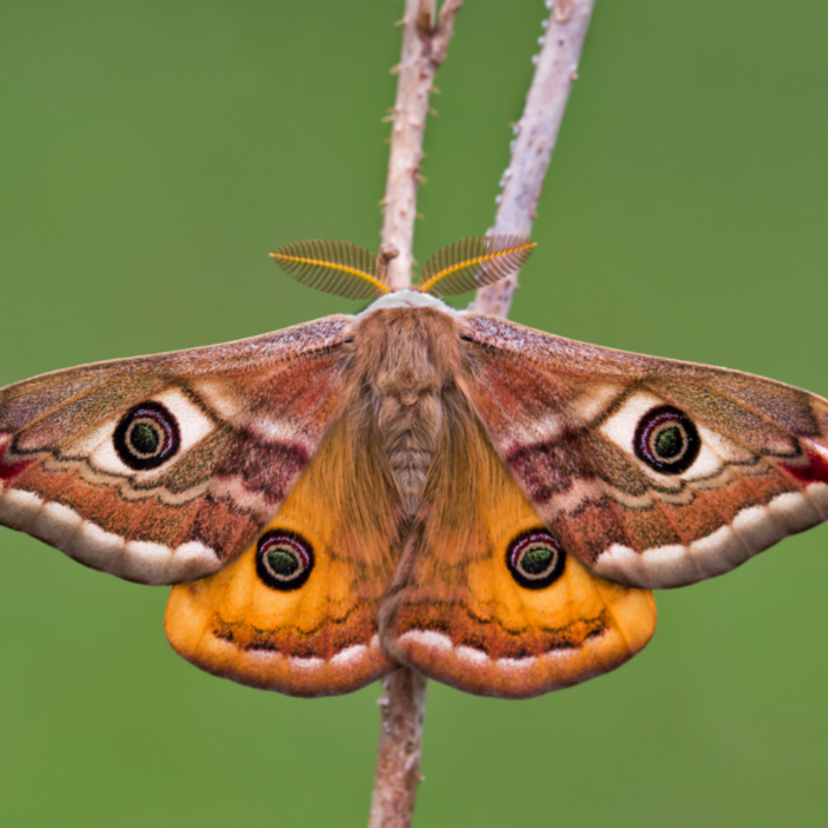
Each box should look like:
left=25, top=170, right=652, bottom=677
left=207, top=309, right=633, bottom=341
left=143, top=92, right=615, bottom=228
left=2, top=1, right=827, bottom=825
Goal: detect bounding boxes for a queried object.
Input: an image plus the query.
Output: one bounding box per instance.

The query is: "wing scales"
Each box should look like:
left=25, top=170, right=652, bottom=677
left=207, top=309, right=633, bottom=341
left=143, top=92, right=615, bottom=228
left=459, top=313, right=828, bottom=589
left=166, top=397, right=404, bottom=696
left=0, top=317, right=354, bottom=584
left=379, top=384, right=656, bottom=698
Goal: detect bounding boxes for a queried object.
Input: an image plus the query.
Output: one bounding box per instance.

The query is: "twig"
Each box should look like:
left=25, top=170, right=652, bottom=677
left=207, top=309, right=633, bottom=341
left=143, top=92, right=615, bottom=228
left=379, top=0, right=464, bottom=290
left=369, top=3, right=462, bottom=827
left=474, top=0, right=596, bottom=317
left=367, top=670, right=428, bottom=828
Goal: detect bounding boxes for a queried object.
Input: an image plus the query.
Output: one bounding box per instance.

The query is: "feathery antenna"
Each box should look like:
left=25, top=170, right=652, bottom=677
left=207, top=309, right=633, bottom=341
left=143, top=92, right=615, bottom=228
left=271, top=235, right=536, bottom=299
left=417, top=235, right=536, bottom=296
left=270, top=240, right=390, bottom=299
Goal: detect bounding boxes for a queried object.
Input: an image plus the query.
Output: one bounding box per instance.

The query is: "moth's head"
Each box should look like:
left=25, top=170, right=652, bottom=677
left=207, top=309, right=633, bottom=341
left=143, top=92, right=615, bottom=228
left=269, top=235, right=535, bottom=302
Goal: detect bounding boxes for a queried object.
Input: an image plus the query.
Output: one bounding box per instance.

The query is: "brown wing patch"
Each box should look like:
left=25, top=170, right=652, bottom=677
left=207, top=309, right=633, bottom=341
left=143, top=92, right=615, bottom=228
left=460, top=314, right=828, bottom=588
left=379, top=389, right=656, bottom=699
left=0, top=317, right=354, bottom=584
left=166, top=408, right=404, bottom=697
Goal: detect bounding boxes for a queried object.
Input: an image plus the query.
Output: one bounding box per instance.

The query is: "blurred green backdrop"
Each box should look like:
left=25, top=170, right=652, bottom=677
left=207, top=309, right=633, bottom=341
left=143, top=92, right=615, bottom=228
left=2, top=1, right=827, bottom=825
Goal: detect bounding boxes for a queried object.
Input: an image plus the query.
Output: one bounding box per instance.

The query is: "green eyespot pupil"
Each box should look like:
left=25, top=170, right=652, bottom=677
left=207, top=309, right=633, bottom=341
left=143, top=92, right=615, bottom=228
left=654, top=426, right=683, bottom=459
left=635, top=407, right=700, bottom=475
left=506, top=530, right=565, bottom=590
left=521, top=546, right=554, bottom=576
left=267, top=548, right=300, bottom=577
left=256, top=531, right=314, bottom=592
left=114, top=402, right=180, bottom=471
left=131, top=422, right=160, bottom=454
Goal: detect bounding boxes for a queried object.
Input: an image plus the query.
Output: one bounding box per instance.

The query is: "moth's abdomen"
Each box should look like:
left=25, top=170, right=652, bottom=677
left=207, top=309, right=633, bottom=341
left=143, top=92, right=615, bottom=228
left=385, top=426, right=440, bottom=516
left=378, top=391, right=443, bottom=516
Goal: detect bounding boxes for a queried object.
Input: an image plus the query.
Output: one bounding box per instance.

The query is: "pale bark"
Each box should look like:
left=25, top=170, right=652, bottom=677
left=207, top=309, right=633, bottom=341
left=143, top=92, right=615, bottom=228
left=367, top=670, right=428, bottom=828
left=474, top=0, right=596, bottom=317
left=379, top=0, right=464, bottom=290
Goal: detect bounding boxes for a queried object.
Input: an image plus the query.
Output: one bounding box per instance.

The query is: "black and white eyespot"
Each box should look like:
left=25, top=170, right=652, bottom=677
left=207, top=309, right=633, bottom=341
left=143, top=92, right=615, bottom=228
left=506, top=529, right=566, bottom=590
left=256, top=530, right=314, bottom=591
left=113, top=401, right=181, bottom=471
left=634, top=405, right=701, bottom=475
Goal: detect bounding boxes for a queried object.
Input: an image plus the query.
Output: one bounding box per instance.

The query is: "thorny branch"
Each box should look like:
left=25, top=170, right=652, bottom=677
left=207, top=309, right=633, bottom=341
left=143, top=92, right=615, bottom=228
left=474, top=0, right=596, bottom=318
left=367, top=669, right=428, bottom=828
left=379, top=0, right=464, bottom=291
left=369, top=1, right=595, bottom=826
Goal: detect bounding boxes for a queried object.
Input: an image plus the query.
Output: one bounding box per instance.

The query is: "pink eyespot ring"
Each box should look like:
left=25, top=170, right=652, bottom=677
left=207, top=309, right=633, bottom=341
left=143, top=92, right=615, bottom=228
left=256, top=530, right=314, bottom=591
left=506, top=529, right=566, bottom=590
left=634, top=405, right=700, bottom=474
left=113, top=401, right=180, bottom=471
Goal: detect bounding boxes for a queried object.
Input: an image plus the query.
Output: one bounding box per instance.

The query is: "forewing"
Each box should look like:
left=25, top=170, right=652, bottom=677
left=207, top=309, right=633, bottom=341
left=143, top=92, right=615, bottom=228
left=0, top=317, right=353, bottom=584
left=379, top=386, right=656, bottom=699
left=458, top=314, right=828, bottom=589
left=166, top=403, right=404, bottom=696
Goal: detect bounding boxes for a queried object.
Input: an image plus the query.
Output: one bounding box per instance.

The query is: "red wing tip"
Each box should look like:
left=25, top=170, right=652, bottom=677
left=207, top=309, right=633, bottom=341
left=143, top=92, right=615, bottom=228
left=781, top=443, right=828, bottom=485
left=0, top=442, right=35, bottom=482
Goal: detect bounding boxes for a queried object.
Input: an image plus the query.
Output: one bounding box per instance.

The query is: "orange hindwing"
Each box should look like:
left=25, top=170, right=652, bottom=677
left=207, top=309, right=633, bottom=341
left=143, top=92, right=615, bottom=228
left=380, top=391, right=657, bottom=699
left=165, top=410, right=403, bottom=697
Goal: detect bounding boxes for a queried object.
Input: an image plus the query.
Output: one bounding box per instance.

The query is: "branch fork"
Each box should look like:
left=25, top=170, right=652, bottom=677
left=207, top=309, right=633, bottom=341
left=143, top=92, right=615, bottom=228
left=369, top=2, right=596, bottom=825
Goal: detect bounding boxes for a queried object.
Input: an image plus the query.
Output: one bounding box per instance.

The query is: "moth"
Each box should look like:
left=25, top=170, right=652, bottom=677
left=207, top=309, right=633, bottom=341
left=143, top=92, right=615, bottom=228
left=1, top=235, right=827, bottom=699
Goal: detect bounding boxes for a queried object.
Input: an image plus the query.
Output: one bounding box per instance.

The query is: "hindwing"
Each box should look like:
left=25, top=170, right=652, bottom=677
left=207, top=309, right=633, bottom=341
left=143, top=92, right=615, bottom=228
left=166, top=398, right=404, bottom=696
left=379, top=385, right=656, bottom=698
